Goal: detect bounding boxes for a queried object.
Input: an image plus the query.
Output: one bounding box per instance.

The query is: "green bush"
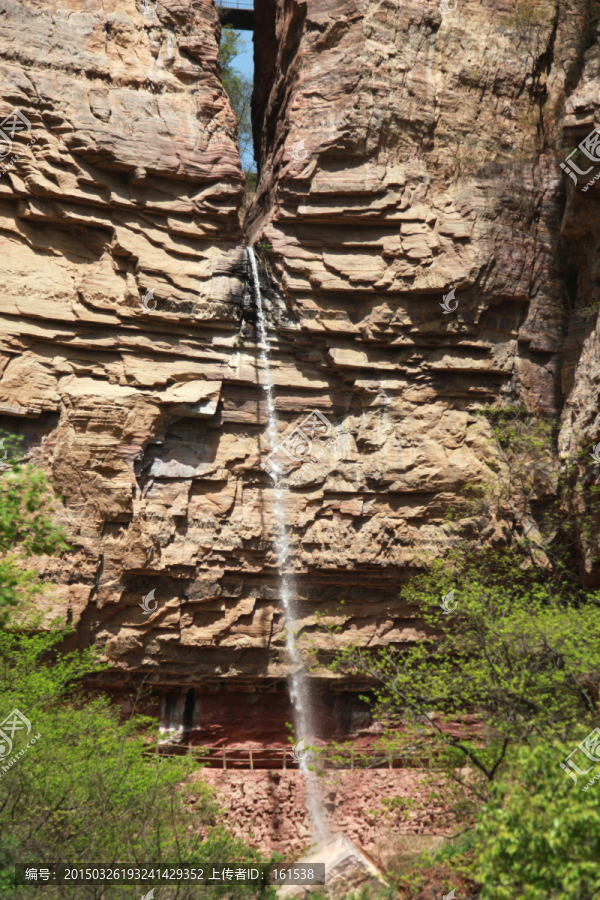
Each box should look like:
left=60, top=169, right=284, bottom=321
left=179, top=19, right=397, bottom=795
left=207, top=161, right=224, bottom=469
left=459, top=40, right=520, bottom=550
left=0, top=629, right=273, bottom=898
left=475, top=738, right=600, bottom=900
left=219, top=26, right=253, bottom=166
left=0, top=443, right=68, bottom=625
left=324, top=548, right=600, bottom=800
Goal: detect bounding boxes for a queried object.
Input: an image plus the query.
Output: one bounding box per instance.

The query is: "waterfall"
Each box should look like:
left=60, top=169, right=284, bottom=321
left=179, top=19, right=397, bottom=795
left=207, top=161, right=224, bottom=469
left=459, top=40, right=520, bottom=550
left=246, top=245, right=326, bottom=842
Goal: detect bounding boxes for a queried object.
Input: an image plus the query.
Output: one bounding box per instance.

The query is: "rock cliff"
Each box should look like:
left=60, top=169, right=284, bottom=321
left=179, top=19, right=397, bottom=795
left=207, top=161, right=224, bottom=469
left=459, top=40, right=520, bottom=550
left=1, top=0, right=599, bottom=742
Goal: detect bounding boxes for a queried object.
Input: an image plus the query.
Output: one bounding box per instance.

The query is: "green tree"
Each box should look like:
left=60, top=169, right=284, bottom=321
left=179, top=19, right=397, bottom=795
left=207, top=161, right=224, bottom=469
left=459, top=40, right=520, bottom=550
left=219, top=26, right=254, bottom=167
left=0, top=437, right=68, bottom=625
left=320, top=548, right=600, bottom=806
left=445, top=406, right=600, bottom=593
left=317, top=407, right=600, bottom=893
left=0, top=628, right=272, bottom=898
left=474, top=737, right=600, bottom=900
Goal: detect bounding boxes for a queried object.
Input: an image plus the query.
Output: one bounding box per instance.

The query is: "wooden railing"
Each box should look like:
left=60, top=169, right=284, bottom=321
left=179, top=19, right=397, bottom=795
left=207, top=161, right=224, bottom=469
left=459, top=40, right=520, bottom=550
left=155, top=743, right=436, bottom=771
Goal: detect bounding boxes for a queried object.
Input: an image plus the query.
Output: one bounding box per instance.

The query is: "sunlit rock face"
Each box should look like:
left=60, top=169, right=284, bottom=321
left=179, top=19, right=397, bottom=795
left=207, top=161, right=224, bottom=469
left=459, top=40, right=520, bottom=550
left=1, top=0, right=599, bottom=737
left=247, top=0, right=600, bottom=597
left=248, top=0, right=579, bottom=416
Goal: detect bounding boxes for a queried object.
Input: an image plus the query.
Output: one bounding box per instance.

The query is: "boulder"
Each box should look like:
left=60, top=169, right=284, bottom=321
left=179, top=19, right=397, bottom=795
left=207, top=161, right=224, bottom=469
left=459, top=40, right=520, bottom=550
left=276, top=833, right=387, bottom=900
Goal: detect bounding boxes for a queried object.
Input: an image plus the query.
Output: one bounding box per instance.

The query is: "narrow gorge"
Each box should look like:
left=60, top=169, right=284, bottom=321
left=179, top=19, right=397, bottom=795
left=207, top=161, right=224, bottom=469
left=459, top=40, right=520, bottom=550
left=1, top=0, right=600, bottom=880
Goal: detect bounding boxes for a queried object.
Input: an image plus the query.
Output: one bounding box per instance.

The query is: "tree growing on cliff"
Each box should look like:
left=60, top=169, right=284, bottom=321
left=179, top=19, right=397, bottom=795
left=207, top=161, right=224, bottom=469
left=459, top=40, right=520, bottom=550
left=0, top=436, right=68, bottom=625
left=321, top=548, right=600, bottom=806
left=447, top=406, right=600, bottom=589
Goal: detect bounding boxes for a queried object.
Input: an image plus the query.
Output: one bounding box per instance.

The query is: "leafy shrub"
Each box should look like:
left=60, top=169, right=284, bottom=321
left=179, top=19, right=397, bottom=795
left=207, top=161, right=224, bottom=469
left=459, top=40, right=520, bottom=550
left=475, top=738, right=600, bottom=900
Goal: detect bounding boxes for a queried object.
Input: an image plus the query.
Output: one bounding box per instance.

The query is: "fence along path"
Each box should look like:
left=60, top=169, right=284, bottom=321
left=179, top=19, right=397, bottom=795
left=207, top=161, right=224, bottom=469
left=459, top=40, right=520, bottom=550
left=153, top=744, right=437, bottom=771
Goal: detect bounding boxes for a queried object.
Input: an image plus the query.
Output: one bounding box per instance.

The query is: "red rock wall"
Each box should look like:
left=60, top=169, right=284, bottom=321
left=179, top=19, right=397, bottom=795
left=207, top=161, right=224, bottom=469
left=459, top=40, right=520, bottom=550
left=101, top=684, right=374, bottom=745
left=198, top=768, right=451, bottom=859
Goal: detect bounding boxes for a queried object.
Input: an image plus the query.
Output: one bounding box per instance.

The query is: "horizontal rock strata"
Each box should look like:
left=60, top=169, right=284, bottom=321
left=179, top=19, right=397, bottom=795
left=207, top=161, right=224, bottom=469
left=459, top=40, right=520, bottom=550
left=0, top=0, right=599, bottom=738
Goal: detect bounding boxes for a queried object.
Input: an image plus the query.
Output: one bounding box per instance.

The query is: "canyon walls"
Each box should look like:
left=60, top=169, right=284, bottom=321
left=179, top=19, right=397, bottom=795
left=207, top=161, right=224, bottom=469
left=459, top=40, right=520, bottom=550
left=247, top=0, right=600, bottom=590
left=0, top=0, right=599, bottom=744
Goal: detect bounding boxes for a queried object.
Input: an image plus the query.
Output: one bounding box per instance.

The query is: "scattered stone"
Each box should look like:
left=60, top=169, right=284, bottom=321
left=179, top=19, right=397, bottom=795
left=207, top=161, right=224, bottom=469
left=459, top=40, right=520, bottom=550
left=277, top=833, right=387, bottom=900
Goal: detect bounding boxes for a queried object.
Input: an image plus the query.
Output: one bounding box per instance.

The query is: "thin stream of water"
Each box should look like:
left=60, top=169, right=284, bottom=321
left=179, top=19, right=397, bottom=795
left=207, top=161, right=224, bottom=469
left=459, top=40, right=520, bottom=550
left=246, top=245, right=326, bottom=842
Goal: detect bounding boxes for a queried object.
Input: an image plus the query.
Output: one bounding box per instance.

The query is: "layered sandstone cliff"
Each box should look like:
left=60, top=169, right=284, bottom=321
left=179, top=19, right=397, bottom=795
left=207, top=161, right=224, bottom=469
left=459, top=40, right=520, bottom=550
left=1, top=0, right=599, bottom=742
left=247, top=0, right=600, bottom=589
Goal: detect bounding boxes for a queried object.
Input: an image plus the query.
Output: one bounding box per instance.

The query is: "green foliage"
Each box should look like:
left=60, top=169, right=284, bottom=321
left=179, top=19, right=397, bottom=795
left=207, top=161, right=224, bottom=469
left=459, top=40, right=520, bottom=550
left=375, top=740, right=600, bottom=898
left=578, top=296, right=600, bottom=319
left=219, top=24, right=241, bottom=74
left=219, top=26, right=253, bottom=167
left=254, top=239, right=272, bottom=255
left=0, top=628, right=272, bottom=898
left=253, top=239, right=274, bottom=279
left=0, top=438, right=69, bottom=626
left=474, top=737, right=600, bottom=900
left=322, top=547, right=600, bottom=807
left=390, top=831, right=478, bottom=900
